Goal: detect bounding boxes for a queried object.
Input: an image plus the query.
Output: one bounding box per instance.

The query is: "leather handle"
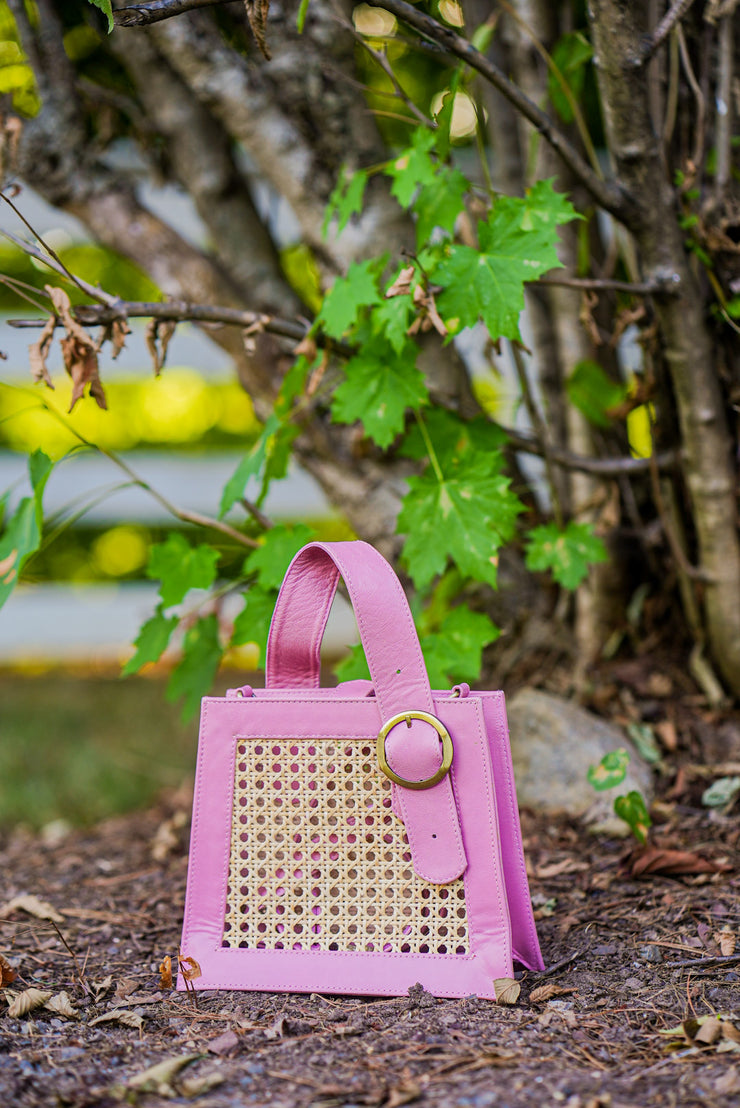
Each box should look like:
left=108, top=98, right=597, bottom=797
left=264, top=541, right=467, bottom=884
left=265, top=541, right=433, bottom=721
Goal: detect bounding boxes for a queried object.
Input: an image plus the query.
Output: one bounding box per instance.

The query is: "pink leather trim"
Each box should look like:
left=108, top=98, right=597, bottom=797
left=179, top=694, right=516, bottom=999
left=265, top=541, right=466, bottom=885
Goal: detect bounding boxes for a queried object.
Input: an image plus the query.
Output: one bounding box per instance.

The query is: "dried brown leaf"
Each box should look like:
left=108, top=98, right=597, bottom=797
left=90, top=1007, right=144, bottom=1029
left=293, top=334, right=317, bottom=361
left=178, top=952, right=202, bottom=982
left=145, top=318, right=176, bottom=375
left=28, top=315, right=56, bottom=389
left=159, top=955, right=173, bottom=991
left=7, top=987, right=52, bottom=1018
left=60, top=333, right=107, bottom=411
left=627, top=846, right=732, bottom=877
left=92, top=974, right=114, bottom=1000
left=44, top=991, right=79, bottom=1020
left=0, top=954, right=17, bottom=988
left=493, top=978, right=521, bottom=1005
left=385, top=1078, right=422, bottom=1107
left=529, top=983, right=573, bottom=1004
left=386, top=265, right=415, bottom=298
left=110, top=318, right=130, bottom=359
left=243, top=0, right=271, bottom=59
left=127, top=1053, right=201, bottom=1093
left=694, top=1016, right=723, bottom=1046
left=1, top=894, right=64, bottom=922
left=715, top=929, right=736, bottom=956
left=723, top=1021, right=740, bottom=1045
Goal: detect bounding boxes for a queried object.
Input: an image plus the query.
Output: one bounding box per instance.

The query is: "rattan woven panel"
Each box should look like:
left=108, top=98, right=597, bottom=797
left=223, top=739, right=470, bottom=954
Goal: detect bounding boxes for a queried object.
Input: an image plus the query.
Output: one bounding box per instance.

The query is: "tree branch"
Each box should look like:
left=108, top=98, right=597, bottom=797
left=364, top=0, right=632, bottom=223
left=114, top=0, right=239, bottom=26
left=535, top=274, right=679, bottom=296
left=635, top=0, right=699, bottom=65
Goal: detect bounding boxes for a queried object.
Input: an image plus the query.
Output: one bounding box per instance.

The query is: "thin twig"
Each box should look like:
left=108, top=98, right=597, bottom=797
left=348, top=26, right=435, bottom=129
left=535, top=274, right=679, bottom=296
left=239, top=498, right=273, bottom=529
left=676, top=24, right=706, bottom=170
left=510, top=343, right=564, bottom=528
left=663, top=953, right=740, bottom=968
left=50, top=921, right=93, bottom=998
left=0, top=229, right=120, bottom=308
left=0, top=194, right=113, bottom=307
left=364, top=0, right=630, bottom=223
left=636, top=0, right=699, bottom=64
left=114, top=0, right=239, bottom=27
left=714, top=11, right=733, bottom=198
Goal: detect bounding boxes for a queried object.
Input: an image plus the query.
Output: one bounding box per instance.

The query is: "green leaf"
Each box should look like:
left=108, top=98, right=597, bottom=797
left=566, top=360, right=628, bottom=429
left=520, top=178, right=581, bottom=231
left=525, top=520, right=608, bottom=590
left=398, top=453, right=523, bottom=588
left=420, top=606, right=499, bottom=688
left=701, top=776, right=740, bottom=809
left=413, top=165, right=468, bottom=248
left=85, top=0, right=114, bottom=32
left=317, top=257, right=385, bottom=339
left=331, top=341, right=428, bottom=448
left=166, top=614, right=222, bottom=721
left=613, top=790, right=651, bottom=844
left=333, top=642, right=371, bottom=683
left=296, top=0, right=311, bottom=33
left=122, top=610, right=178, bottom=676
left=259, top=421, right=300, bottom=506
left=219, top=414, right=279, bottom=517
left=322, top=166, right=368, bottom=237
left=433, top=198, right=565, bottom=341
left=625, top=722, right=662, bottom=765
left=231, top=586, right=277, bottom=667
left=0, top=449, right=52, bottom=611
left=587, top=748, right=630, bottom=792
left=146, top=532, right=219, bottom=609
left=372, top=293, right=413, bottom=354
left=400, top=409, right=509, bottom=468
left=548, top=32, right=593, bottom=124
left=244, top=523, right=315, bottom=590
left=386, top=128, right=437, bottom=208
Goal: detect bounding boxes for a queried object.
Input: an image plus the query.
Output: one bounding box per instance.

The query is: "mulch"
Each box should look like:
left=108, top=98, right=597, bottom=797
left=1, top=794, right=738, bottom=1108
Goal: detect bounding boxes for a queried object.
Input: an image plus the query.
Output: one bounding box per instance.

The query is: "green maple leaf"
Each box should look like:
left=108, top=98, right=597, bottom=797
left=0, top=450, right=52, bottom=612
left=122, top=610, right=178, bottom=676
left=386, top=129, right=437, bottom=207
left=400, top=409, right=508, bottom=469
left=413, top=165, right=468, bottom=247
left=231, top=585, right=277, bottom=666
left=147, top=532, right=219, bottom=609
left=318, top=257, right=385, bottom=339
left=167, top=614, right=222, bottom=721
left=86, top=0, right=113, bottom=32
left=420, top=606, right=499, bottom=687
left=333, top=641, right=371, bottom=683
left=398, top=454, right=524, bottom=588
left=372, top=293, right=413, bottom=354
left=520, top=178, right=581, bottom=230
left=244, top=523, right=315, bottom=589
left=219, top=414, right=279, bottom=517
left=587, top=748, right=630, bottom=792
left=566, top=359, right=628, bottom=429
left=433, top=200, right=563, bottom=341
left=525, top=520, right=608, bottom=589
left=331, top=341, right=428, bottom=448
left=322, top=166, right=368, bottom=237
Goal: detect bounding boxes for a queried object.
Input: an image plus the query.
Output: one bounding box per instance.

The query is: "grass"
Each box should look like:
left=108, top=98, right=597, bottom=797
left=0, top=672, right=208, bottom=830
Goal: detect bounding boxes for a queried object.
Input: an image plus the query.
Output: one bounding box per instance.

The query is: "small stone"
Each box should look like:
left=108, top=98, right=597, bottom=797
left=639, top=945, right=663, bottom=963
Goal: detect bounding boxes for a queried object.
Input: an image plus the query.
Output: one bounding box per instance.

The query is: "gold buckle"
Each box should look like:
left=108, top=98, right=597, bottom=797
left=376, top=710, right=454, bottom=790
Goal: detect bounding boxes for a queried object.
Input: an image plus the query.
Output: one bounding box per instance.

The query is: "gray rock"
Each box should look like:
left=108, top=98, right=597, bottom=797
left=506, top=688, right=653, bottom=830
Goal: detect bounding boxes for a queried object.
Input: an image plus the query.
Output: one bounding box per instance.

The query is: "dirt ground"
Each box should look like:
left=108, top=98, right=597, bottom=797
left=1, top=787, right=738, bottom=1108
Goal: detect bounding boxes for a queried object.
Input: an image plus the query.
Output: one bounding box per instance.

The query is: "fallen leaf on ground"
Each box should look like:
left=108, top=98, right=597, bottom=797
left=207, top=1029, right=241, bottom=1055
left=1, top=894, right=64, bottom=922
left=7, top=988, right=52, bottom=1018
left=44, top=991, right=79, bottom=1020
left=180, top=1070, right=225, bottom=1097
left=90, top=1007, right=144, bottom=1030
left=694, top=1016, right=723, bottom=1045
left=529, top=983, right=573, bottom=1004
left=0, top=954, right=17, bottom=987
left=625, top=846, right=732, bottom=877
left=159, top=955, right=173, bottom=991
left=127, top=1053, right=202, bottom=1094
left=493, top=978, right=521, bottom=1005
left=91, top=975, right=113, bottom=1000
left=715, top=929, right=736, bottom=956
left=535, top=858, right=588, bottom=878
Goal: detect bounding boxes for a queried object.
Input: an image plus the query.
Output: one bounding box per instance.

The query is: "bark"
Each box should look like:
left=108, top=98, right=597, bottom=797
left=588, top=0, right=740, bottom=694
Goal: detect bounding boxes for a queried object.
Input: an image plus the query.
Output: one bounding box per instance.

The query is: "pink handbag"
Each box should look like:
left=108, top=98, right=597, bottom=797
left=178, top=540, right=544, bottom=998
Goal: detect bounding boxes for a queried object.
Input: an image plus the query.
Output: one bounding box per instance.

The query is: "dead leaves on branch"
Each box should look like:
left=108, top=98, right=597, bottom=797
left=29, top=286, right=108, bottom=411
left=244, top=0, right=271, bottom=60
left=145, top=318, right=176, bottom=375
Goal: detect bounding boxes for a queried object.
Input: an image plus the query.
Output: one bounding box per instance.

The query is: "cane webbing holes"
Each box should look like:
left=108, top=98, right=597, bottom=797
left=222, top=738, right=470, bottom=954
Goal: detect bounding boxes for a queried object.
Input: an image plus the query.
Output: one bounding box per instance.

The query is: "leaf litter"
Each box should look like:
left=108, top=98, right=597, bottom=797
left=0, top=796, right=739, bottom=1107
